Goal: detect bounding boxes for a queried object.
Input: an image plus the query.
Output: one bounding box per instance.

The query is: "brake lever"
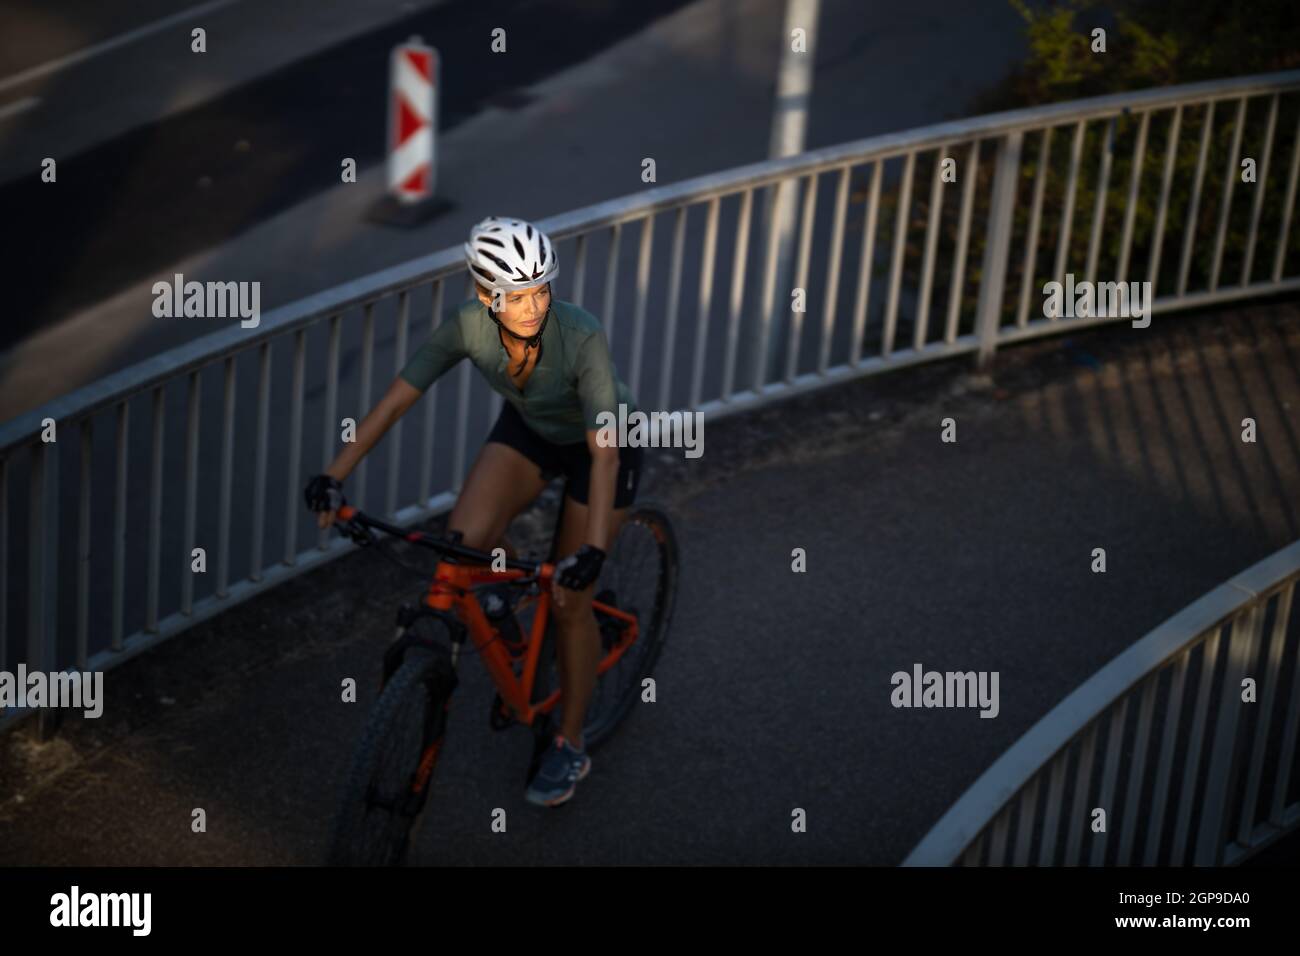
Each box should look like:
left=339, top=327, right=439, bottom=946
left=338, top=518, right=374, bottom=547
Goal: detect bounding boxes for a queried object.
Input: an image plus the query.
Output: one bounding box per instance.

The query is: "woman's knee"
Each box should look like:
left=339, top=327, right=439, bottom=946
left=551, top=585, right=594, bottom=624
left=446, top=504, right=505, bottom=552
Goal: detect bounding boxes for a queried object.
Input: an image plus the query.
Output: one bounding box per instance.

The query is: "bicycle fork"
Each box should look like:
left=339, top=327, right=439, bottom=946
left=385, top=603, right=465, bottom=817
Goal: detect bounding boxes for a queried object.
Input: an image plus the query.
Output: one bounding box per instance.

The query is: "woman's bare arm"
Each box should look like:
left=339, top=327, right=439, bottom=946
left=316, top=376, right=423, bottom=526
left=581, top=432, right=620, bottom=550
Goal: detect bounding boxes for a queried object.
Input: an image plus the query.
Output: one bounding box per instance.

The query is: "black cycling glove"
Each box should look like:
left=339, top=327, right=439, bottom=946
left=304, top=474, right=344, bottom=513
left=555, top=544, right=606, bottom=591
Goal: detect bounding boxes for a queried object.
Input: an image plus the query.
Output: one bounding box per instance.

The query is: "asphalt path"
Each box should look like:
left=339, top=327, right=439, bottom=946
left=1, top=298, right=1297, bottom=865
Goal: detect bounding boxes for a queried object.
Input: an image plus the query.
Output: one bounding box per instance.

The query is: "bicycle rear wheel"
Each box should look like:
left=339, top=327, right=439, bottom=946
left=535, top=500, right=679, bottom=752
left=327, top=620, right=456, bottom=866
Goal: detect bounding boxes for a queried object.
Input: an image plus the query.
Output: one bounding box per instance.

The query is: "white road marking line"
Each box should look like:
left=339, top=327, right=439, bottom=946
left=0, top=96, right=39, bottom=122
left=0, top=0, right=242, bottom=95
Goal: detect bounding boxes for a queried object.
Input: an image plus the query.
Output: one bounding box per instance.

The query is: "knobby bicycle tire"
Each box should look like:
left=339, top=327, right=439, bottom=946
left=327, top=629, right=455, bottom=866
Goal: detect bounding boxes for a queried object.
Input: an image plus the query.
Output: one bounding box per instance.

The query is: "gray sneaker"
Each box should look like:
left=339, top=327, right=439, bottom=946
left=525, top=734, right=591, bottom=807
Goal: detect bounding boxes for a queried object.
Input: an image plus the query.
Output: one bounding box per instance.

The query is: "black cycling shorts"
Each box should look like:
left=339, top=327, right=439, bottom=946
left=486, top=400, right=642, bottom=508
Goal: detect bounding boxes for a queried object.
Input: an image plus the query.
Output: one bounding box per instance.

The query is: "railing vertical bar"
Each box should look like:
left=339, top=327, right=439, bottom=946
left=882, top=150, right=915, bottom=358
left=1272, top=110, right=1300, bottom=283
left=570, top=233, right=588, bottom=309
left=630, top=214, right=654, bottom=399
left=915, top=148, right=945, bottom=349
left=1240, top=584, right=1290, bottom=846
left=1147, top=106, right=1182, bottom=291
left=420, top=283, right=444, bottom=506
left=318, top=315, right=340, bottom=550
left=946, top=141, right=979, bottom=342
left=386, top=292, right=410, bottom=519
left=1209, top=97, right=1249, bottom=292
left=1052, top=120, right=1087, bottom=290
left=659, top=206, right=687, bottom=409
left=1196, top=605, right=1263, bottom=865
left=1038, top=747, right=1068, bottom=866
left=960, top=832, right=985, bottom=867
left=1017, top=130, right=1051, bottom=328
left=1240, top=93, right=1279, bottom=286
left=1116, top=111, right=1149, bottom=283
left=1117, top=672, right=1159, bottom=865
left=112, top=402, right=128, bottom=648
left=1270, top=582, right=1300, bottom=825
left=690, top=197, right=721, bottom=409
left=146, top=385, right=164, bottom=631
left=1144, top=648, right=1190, bottom=865
left=602, top=222, right=622, bottom=346
left=27, top=438, right=59, bottom=737
left=975, top=131, right=1022, bottom=366
left=1171, top=629, right=1222, bottom=864
left=1064, top=723, right=1098, bottom=865
left=754, top=182, right=787, bottom=393
left=355, top=303, right=375, bottom=510
left=282, top=329, right=305, bottom=563
left=1177, top=100, right=1216, bottom=296
left=1090, top=696, right=1128, bottom=865
left=1012, top=775, right=1039, bottom=866
left=849, top=159, right=882, bottom=366
left=721, top=189, right=754, bottom=400
left=181, top=371, right=200, bottom=613
left=1084, top=116, right=1116, bottom=285
left=988, top=804, right=1012, bottom=866
left=792, top=169, right=831, bottom=383
left=218, top=357, right=235, bottom=589
left=452, top=361, right=472, bottom=490
left=249, top=343, right=270, bottom=582
left=76, top=419, right=91, bottom=666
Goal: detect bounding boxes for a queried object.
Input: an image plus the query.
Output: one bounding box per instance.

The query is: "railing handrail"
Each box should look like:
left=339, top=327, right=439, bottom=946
left=5, top=67, right=1299, bottom=454
left=901, top=538, right=1300, bottom=866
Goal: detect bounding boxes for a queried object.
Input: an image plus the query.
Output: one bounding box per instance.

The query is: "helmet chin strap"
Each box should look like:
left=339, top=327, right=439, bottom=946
left=490, top=305, right=549, bottom=349
left=489, top=301, right=550, bottom=375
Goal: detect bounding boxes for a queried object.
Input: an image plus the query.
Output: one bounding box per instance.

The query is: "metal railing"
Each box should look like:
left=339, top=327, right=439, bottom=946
left=903, top=540, right=1300, bottom=866
left=3, top=70, right=1300, bottom=737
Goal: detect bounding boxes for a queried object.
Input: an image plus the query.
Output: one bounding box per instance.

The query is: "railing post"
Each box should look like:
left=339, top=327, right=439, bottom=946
left=1195, top=603, right=1263, bottom=865
left=28, top=439, right=61, bottom=740
left=975, top=131, right=1022, bottom=370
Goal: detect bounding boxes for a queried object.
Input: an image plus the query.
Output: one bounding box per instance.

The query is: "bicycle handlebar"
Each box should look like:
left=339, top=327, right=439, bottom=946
left=336, top=504, right=543, bottom=574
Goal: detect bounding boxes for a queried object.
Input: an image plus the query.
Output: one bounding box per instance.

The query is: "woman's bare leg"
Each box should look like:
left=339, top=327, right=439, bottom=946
left=549, top=497, right=629, bottom=747
left=446, top=442, right=548, bottom=551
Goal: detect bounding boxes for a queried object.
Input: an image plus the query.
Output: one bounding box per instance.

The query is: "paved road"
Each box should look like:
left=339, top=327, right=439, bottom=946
left=1, top=298, right=1296, bottom=865
left=0, top=0, right=1030, bottom=417
left=0, top=0, right=695, bottom=352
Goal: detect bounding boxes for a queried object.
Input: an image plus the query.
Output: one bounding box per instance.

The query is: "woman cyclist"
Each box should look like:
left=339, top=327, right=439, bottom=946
left=303, top=216, right=641, bottom=808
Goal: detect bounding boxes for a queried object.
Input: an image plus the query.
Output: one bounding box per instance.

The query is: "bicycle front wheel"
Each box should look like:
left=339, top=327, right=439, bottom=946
left=327, top=622, right=455, bottom=866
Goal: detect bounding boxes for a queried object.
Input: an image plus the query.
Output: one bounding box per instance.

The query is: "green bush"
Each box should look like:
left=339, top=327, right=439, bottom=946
left=988, top=0, right=1300, bottom=110
left=876, top=0, right=1300, bottom=340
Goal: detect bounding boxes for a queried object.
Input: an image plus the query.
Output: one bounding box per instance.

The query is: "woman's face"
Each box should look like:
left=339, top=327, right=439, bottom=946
left=484, top=283, right=550, bottom=338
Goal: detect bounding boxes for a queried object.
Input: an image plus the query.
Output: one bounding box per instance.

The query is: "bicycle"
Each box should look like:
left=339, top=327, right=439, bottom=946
left=324, top=492, right=679, bottom=866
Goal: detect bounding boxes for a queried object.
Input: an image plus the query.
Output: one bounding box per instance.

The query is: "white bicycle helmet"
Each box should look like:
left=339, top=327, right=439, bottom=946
left=464, top=216, right=559, bottom=292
